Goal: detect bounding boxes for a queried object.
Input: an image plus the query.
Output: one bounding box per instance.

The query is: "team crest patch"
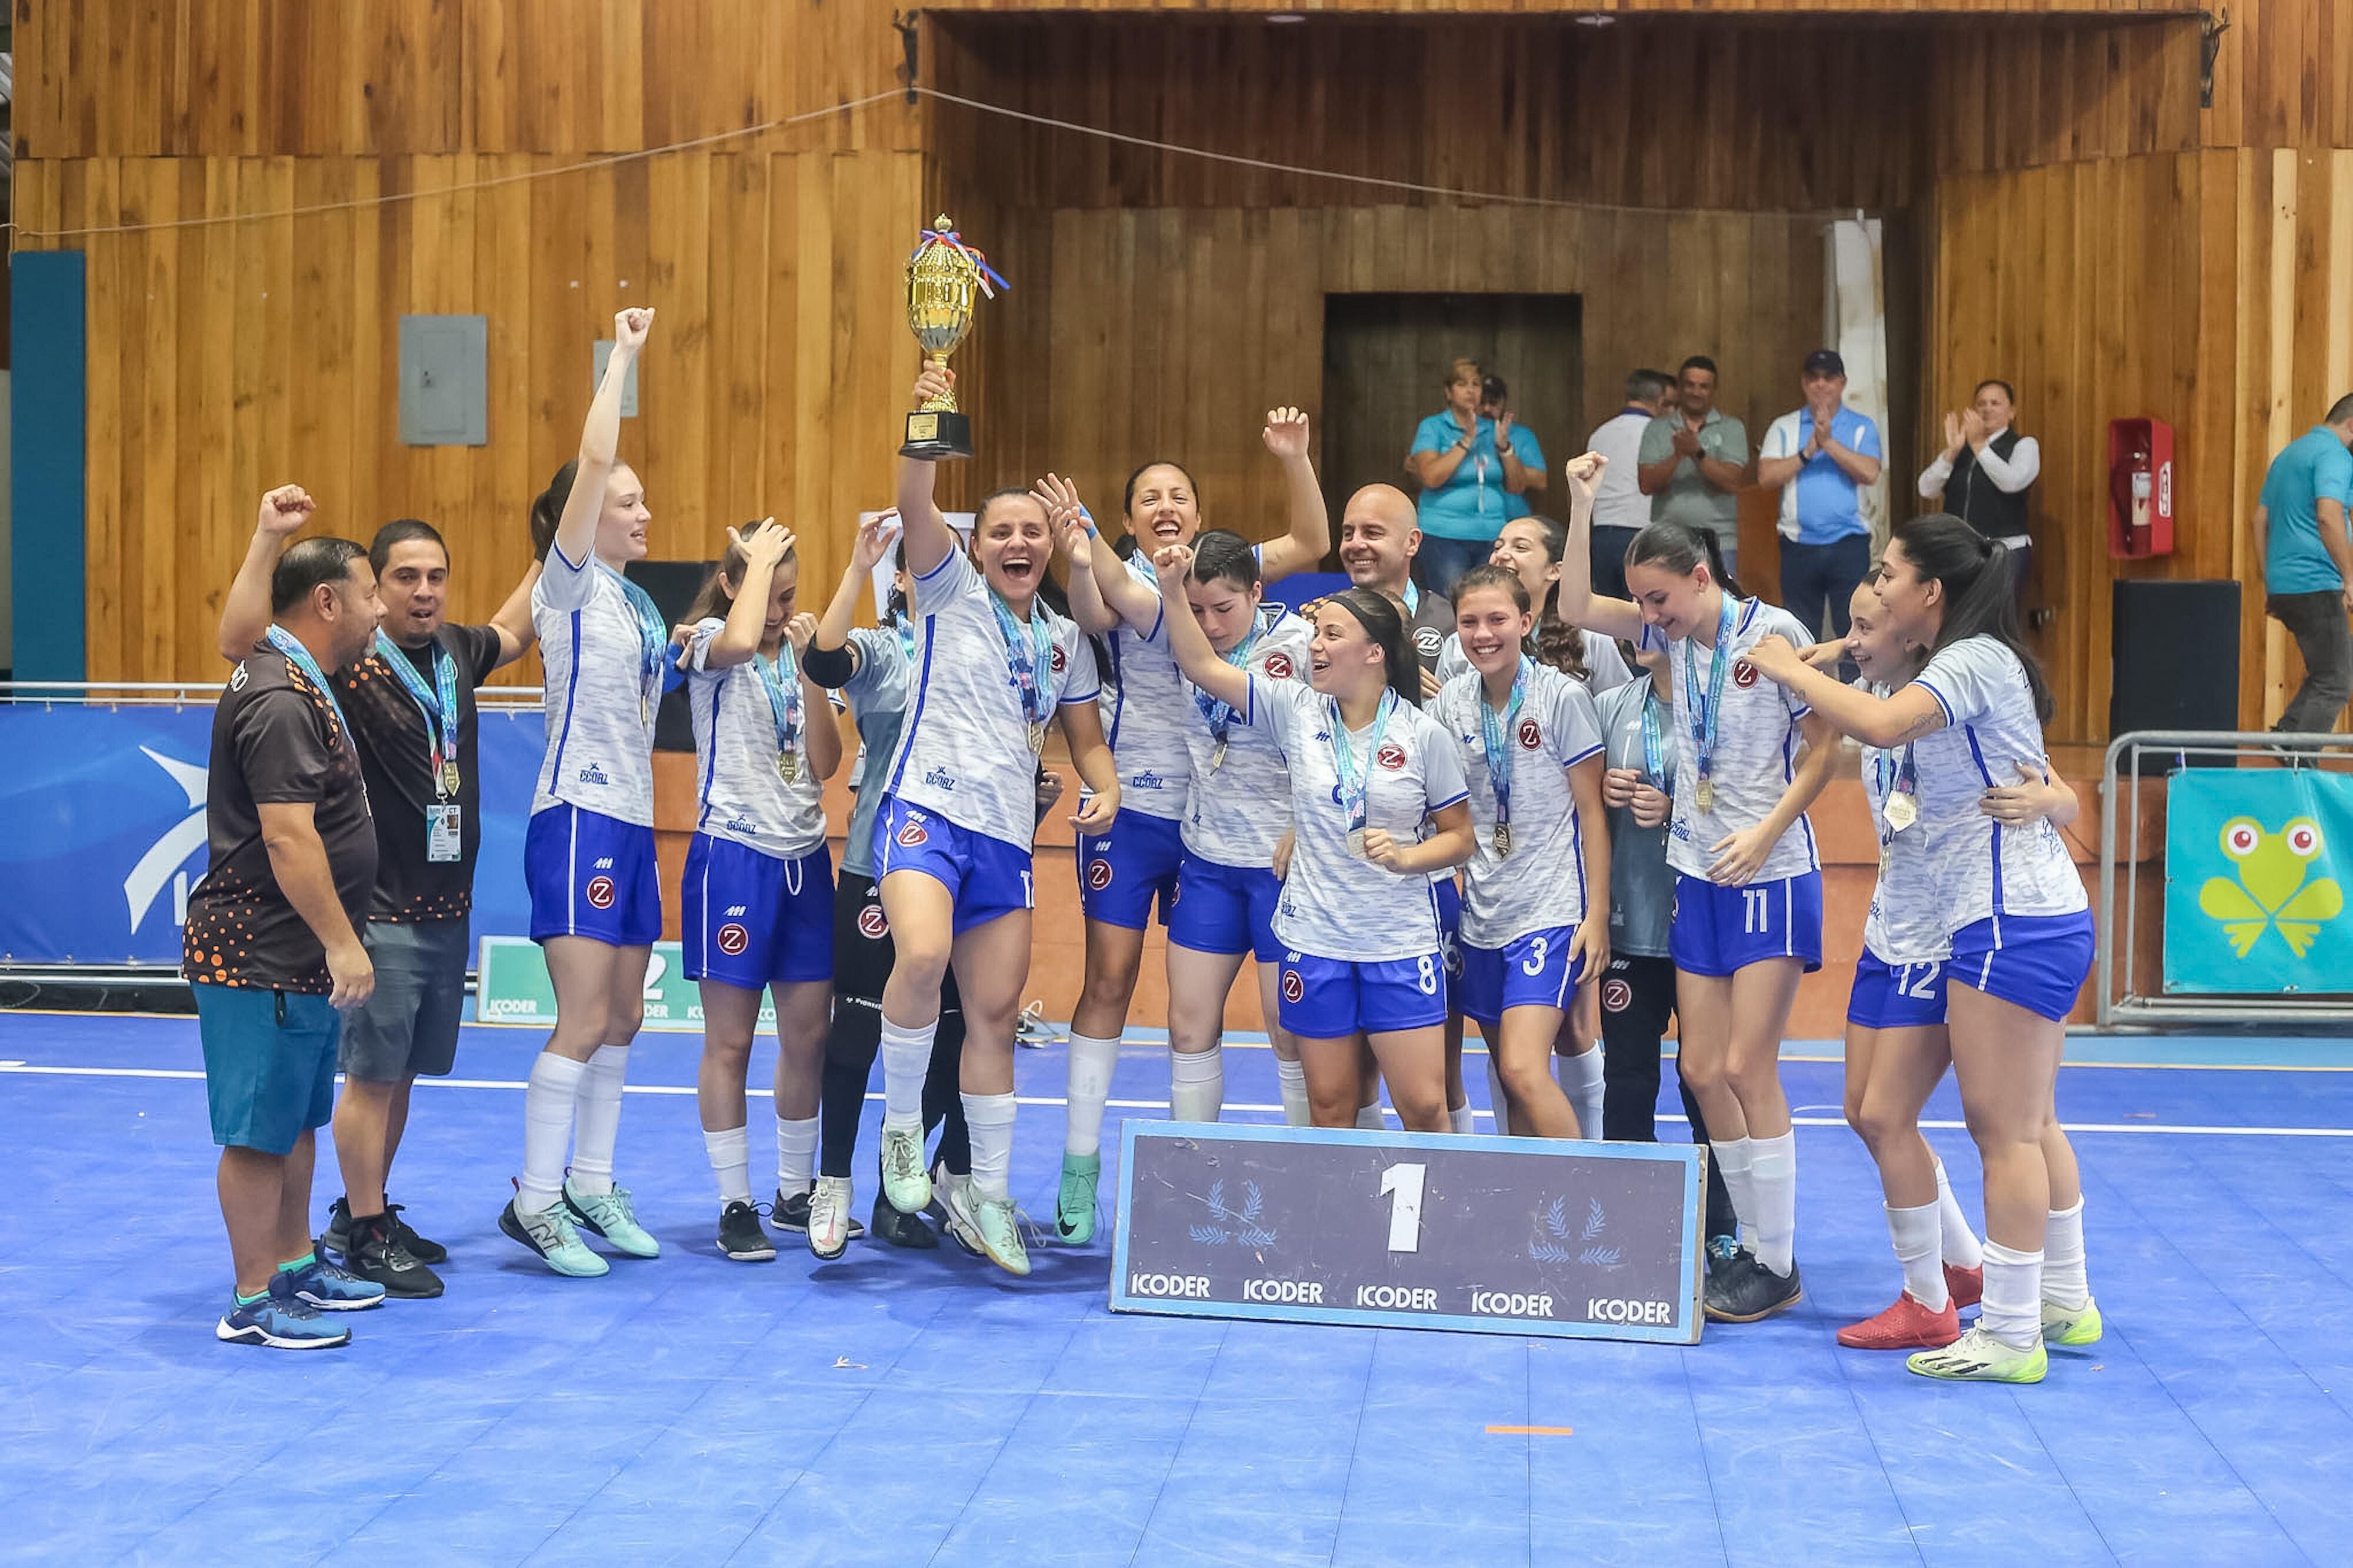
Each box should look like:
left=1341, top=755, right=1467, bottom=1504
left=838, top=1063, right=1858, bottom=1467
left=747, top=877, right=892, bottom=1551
left=1518, top=718, right=1542, bottom=749
left=857, top=905, right=890, bottom=940
left=1050, top=644, right=1067, bottom=673
left=895, top=819, right=929, bottom=848
left=1264, top=652, right=1294, bottom=679
left=1733, top=659, right=1760, bottom=689
left=1376, top=742, right=1408, bottom=771
left=1601, top=978, right=1633, bottom=1013
left=1281, top=969, right=1305, bottom=1003
left=1087, top=859, right=1114, bottom=892
left=715, top=923, right=750, bottom=956
left=585, top=876, right=617, bottom=910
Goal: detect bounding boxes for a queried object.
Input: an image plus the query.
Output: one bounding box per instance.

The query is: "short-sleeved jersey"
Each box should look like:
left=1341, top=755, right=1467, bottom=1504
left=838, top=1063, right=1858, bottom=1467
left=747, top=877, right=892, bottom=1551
left=1162, top=606, right=1311, bottom=869
left=682, top=620, right=829, bottom=862
left=183, top=649, right=379, bottom=993
left=1855, top=678, right=1949, bottom=965
left=885, top=548, right=1101, bottom=851
left=1435, top=628, right=1635, bottom=698
left=532, top=542, right=659, bottom=826
left=1639, top=598, right=1821, bottom=885
left=1245, top=680, right=1469, bottom=963
left=835, top=623, right=916, bottom=879
left=1098, top=552, right=1196, bottom=823
left=1910, top=636, right=2088, bottom=933
left=1435, top=665, right=1605, bottom=948
left=2259, top=425, right=2353, bottom=595
left=1597, top=677, right=1676, bottom=959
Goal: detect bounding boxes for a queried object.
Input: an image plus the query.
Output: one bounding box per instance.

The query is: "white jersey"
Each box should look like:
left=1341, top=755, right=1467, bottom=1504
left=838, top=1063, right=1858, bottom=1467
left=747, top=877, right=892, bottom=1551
left=1246, top=679, right=1470, bottom=963
left=1098, top=552, right=1197, bottom=822
left=1160, top=606, right=1311, bottom=869
left=1856, top=678, right=1948, bottom=965
left=1911, top=636, right=2087, bottom=933
left=1639, top=599, right=1821, bottom=885
left=1435, top=663, right=1606, bottom=948
left=682, top=620, right=828, bottom=862
left=1436, top=628, right=1634, bottom=698
left=885, top=548, right=1101, bottom=851
left=532, top=541, right=659, bottom=826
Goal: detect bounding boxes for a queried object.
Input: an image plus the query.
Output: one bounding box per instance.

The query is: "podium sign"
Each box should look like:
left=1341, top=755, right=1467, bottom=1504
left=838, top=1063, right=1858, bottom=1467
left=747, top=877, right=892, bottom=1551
left=1110, top=1122, right=1704, bottom=1344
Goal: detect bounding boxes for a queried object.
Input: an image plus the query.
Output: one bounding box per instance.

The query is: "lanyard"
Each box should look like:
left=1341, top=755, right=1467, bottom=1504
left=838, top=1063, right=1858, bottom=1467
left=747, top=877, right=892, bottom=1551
left=595, top=560, right=669, bottom=696
left=1639, top=682, right=1672, bottom=789
left=1192, top=616, right=1261, bottom=742
left=1684, top=593, right=1738, bottom=789
left=892, top=615, right=919, bottom=669
left=1874, top=740, right=1919, bottom=806
left=1328, top=689, right=1398, bottom=835
left=265, top=625, right=352, bottom=743
left=1402, top=581, right=1420, bottom=618
left=752, top=645, right=805, bottom=765
left=375, top=631, right=459, bottom=790
left=988, top=590, right=1055, bottom=727
left=1478, top=656, right=1532, bottom=833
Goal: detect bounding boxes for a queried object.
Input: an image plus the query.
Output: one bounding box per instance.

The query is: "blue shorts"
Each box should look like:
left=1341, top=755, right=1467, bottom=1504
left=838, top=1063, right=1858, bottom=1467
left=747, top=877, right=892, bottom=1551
left=193, top=982, right=342, bottom=1155
left=681, top=834, right=835, bottom=989
left=1078, top=809, right=1184, bottom=930
left=873, top=796, right=1035, bottom=936
left=1434, top=875, right=1464, bottom=980
left=1669, top=871, right=1825, bottom=978
left=526, top=803, right=661, bottom=948
left=1168, top=854, right=1284, bottom=963
left=1277, top=951, right=1449, bottom=1039
left=1847, top=948, right=1949, bottom=1030
left=1949, top=910, right=2095, bottom=1023
left=1458, top=928, right=1588, bottom=1029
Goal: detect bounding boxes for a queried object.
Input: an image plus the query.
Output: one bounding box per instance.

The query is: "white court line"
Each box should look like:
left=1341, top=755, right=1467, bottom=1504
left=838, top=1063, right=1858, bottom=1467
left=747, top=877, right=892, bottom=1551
left=4, top=1060, right=2350, bottom=1137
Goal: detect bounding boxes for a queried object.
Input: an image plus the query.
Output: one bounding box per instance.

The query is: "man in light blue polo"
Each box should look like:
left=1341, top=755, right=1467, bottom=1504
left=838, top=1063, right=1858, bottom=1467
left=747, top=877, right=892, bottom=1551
left=2252, top=393, right=2353, bottom=737
left=1758, top=349, right=1882, bottom=655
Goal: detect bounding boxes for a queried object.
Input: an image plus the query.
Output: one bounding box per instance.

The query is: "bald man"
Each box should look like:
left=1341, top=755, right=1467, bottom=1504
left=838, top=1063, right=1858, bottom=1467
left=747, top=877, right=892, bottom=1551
left=1338, top=483, right=1452, bottom=688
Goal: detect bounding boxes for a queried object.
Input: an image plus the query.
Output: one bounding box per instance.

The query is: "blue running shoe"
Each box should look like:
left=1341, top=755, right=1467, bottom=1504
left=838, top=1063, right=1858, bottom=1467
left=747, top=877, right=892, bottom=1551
left=285, top=1251, right=387, bottom=1312
left=563, top=1179, right=661, bottom=1259
left=501, top=1197, right=609, bottom=1277
left=218, top=1275, right=350, bottom=1349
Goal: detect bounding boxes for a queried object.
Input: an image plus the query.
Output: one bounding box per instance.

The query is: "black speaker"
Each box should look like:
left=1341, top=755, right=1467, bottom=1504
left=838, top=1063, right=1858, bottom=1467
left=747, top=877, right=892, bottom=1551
left=625, top=559, right=717, bottom=755
left=2110, top=579, right=2241, bottom=774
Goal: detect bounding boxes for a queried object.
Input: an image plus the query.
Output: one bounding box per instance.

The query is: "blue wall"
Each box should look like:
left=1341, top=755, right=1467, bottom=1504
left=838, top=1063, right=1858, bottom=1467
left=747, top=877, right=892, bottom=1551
left=11, top=251, right=86, bottom=681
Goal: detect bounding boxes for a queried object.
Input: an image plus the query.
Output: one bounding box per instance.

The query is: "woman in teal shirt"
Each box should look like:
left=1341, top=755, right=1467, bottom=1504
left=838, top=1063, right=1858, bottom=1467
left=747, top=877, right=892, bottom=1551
left=1408, top=360, right=1546, bottom=596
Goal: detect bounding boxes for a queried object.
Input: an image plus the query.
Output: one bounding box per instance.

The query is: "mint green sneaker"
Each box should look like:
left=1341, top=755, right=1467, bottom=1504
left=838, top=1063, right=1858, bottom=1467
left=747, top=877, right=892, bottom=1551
left=1056, top=1151, right=1102, bottom=1244
left=562, top=1180, right=659, bottom=1259
left=969, top=1191, right=1032, bottom=1277
left=1907, top=1325, right=2048, bottom=1384
left=500, top=1197, right=609, bottom=1277
left=2042, top=1296, right=2104, bottom=1347
left=879, top=1125, right=932, bottom=1216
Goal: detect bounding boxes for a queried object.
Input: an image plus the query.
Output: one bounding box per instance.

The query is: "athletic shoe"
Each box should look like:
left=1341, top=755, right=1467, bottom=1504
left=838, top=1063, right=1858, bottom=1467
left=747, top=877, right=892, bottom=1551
left=1704, top=1234, right=1742, bottom=1282
left=325, top=1197, right=448, bottom=1265
left=562, top=1180, right=661, bottom=1259
left=869, top=1191, right=938, bottom=1250
left=284, top=1252, right=387, bottom=1312
left=1704, top=1256, right=1804, bottom=1323
left=806, top=1176, right=854, bottom=1261
left=1945, top=1262, right=1984, bottom=1310
left=1014, top=1000, right=1051, bottom=1046
left=347, top=1214, right=445, bottom=1300
left=499, top=1197, right=609, bottom=1278
left=774, top=1183, right=864, bottom=1242
left=717, top=1200, right=776, bottom=1262
left=217, top=1275, right=349, bottom=1350
left=322, top=1195, right=355, bottom=1257
left=1908, top=1325, right=2048, bottom=1384
left=2042, top=1296, right=2103, bottom=1347
left=936, top=1167, right=986, bottom=1259
left=1056, top=1151, right=1102, bottom=1244
left=879, top=1126, right=932, bottom=1216
left=969, top=1191, right=1033, bottom=1277
left=1836, top=1291, right=1960, bottom=1350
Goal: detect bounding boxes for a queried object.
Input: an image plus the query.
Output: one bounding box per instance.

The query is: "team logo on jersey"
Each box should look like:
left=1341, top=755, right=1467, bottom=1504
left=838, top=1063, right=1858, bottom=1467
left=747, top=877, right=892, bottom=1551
left=1264, top=652, right=1294, bottom=679
left=1281, top=969, right=1304, bottom=1003
left=1732, top=659, right=1760, bottom=689
left=1414, top=627, right=1443, bottom=655
left=1050, top=645, right=1067, bottom=673
left=895, top=819, right=929, bottom=848
left=1087, top=858, right=1115, bottom=892
left=715, top=923, right=750, bottom=956
left=857, top=905, right=890, bottom=940
left=1601, top=978, right=1632, bottom=1013
left=1518, top=718, right=1542, bottom=749
left=228, top=665, right=249, bottom=692
left=1376, top=742, right=1408, bottom=771
left=585, top=875, right=617, bottom=910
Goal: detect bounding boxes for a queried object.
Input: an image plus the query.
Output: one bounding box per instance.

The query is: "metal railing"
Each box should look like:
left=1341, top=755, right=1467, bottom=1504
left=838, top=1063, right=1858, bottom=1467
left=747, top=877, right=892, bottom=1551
left=2098, top=728, right=2353, bottom=1026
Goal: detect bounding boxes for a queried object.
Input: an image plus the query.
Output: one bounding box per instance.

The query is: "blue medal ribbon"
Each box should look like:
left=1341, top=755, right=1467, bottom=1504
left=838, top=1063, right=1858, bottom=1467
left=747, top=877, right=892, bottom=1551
left=1684, top=592, right=1739, bottom=800
left=1639, top=682, right=1672, bottom=789
left=1402, top=581, right=1421, bottom=618
left=264, top=625, right=353, bottom=744
left=1477, top=655, right=1532, bottom=840
left=596, top=560, right=671, bottom=703
left=894, top=615, right=919, bottom=669
left=752, top=644, right=805, bottom=769
left=1191, top=616, right=1262, bottom=743
left=375, top=630, right=460, bottom=793
left=1328, top=688, right=1398, bottom=837
left=988, top=591, right=1055, bottom=728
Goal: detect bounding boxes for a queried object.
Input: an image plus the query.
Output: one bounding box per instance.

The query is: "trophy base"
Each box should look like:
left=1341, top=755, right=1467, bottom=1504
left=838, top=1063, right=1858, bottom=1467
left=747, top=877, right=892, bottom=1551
left=901, top=410, right=973, bottom=461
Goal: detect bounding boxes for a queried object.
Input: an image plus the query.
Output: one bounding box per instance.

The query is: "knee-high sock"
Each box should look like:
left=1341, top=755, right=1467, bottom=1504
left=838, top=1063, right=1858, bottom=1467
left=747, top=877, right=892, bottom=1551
left=567, top=1044, right=630, bottom=1197
left=962, top=1090, right=1018, bottom=1202
left=1064, top=1031, right=1121, bottom=1156
left=1275, top=1058, right=1311, bottom=1127
left=1355, top=1098, right=1386, bottom=1130
left=1448, top=1102, right=1475, bottom=1135
left=517, top=1053, right=586, bottom=1214
left=2043, top=1197, right=2089, bottom=1310
left=1169, top=1045, right=1223, bottom=1123
left=1709, top=1136, right=1759, bottom=1253
left=775, top=1114, right=818, bottom=1192
left=1554, top=1048, right=1605, bottom=1142
left=878, top=1014, right=936, bottom=1132
left=1932, top=1158, right=1984, bottom=1271
left=1484, top=1054, right=1512, bottom=1137
left=1749, top=1130, right=1798, bottom=1277
left=704, top=1125, right=752, bottom=1207
left=1979, top=1240, right=2044, bottom=1350
left=1887, top=1201, right=1948, bottom=1310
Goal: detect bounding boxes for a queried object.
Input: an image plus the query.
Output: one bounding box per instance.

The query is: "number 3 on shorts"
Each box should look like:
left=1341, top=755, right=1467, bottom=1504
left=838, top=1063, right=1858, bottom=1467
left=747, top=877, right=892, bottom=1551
left=1416, top=955, right=1438, bottom=995
left=1520, top=936, right=1549, bottom=977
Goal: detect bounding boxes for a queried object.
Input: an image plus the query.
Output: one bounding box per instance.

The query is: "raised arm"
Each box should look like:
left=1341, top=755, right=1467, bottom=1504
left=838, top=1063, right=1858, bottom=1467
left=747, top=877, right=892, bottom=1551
left=1030, top=473, right=1124, bottom=635
left=1741, top=635, right=1945, bottom=750
left=812, top=511, right=898, bottom=669
left=486, top=558, right=544, bottom=670
left=784, top=613, right=845, bottom=783
left=1256, top=406, right=1334, bottom=583
left=218, top=486, right=315, bottom=660
left=701, top=522, right=795, bottom=671
left=1554, top=453, right=1645, bottom=644
left=553, top=308, right=653, bottom=569
left=896, top=365, right=959, bottom=579
left=1148, top=543, right=1251, bottom=713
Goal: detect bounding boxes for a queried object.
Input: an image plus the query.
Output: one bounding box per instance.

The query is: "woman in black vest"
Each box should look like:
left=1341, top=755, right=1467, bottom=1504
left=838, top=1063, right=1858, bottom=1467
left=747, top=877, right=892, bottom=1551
left=1918, top=379, right=2040, bottom=612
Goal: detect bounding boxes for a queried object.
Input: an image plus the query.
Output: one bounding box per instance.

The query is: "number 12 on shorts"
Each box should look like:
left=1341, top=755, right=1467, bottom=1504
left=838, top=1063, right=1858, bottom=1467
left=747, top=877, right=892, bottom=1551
left=1741, top=886, right=1772, bottom=935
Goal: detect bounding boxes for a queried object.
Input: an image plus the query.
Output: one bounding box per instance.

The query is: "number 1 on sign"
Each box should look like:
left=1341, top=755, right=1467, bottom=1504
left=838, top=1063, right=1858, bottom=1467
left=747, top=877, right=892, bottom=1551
left=1379, top=1162, right=1427, bottom=1253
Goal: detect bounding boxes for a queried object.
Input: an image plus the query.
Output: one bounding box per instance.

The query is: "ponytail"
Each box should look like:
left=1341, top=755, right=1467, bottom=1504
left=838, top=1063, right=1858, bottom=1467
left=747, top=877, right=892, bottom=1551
left=1889, top=512, right=2054, bottom=722
left=1518, top=514, right=1590, bottom=683
left=529, top=460, right=578, bottom=563
left=1625, top=519, right=1745, bottom=602
left=1328, top=587, right=1424, bottom=708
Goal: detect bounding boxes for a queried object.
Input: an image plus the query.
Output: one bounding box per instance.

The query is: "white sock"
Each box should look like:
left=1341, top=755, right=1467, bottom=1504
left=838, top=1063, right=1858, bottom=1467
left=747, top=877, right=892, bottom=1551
left=1749, top=1130, right=1798, bottom=1277
left=1710, top=1137, right=1758, bottom=1252
left=1887, top=1200, right=1948, bottom=1310
left=1169, top=1045, right=1224, bottom=1123
left=878, top=1014, right=936, bottom=1130
left=963, top=1090, right=1018, bottom=1202
left=1064, top=1030, right=1121, bottom=1156
left=1448, top=1102, right=1475, bottom=1135
left=1979, top=1240, right=2044, bottom=1350
left=1483, top=1055, right=1512, bottom=1136
left=2044, top=1197, right=2089, bottom=1310
left=1554, top=1049, right=1605, bottom=1142
left=1275, top=1058, right=1310, bottom=1126
left=1355, top=1099, right=1386, bottom=1130
left=704, top=1125, right=752, bottom=1207
left=774, top=1114, right=818, bottom=1193
left=567, top=1043, right=630, bottom=1197
left=1934, top=1159, right=1984, bottom=1270
left=517, top=1052, right=586, bottom=1213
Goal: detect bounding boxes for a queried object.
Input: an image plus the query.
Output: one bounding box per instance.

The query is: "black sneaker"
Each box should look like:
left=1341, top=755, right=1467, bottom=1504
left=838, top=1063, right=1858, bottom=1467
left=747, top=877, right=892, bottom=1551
left=774, top=1185, right=864, bottom=1241
left=321, top=1196, right=355, bottom=1257
left=1705, top=1256, right=1804, bottom=1323
left=717, top=1200, right=776, bottom=1262
left=1703, top=1234, right=1742, bottom=1283
left=384, top=1202, right=447, bottom=1265
left=868, top=1192, right=939, bottom=1250
left=347, top=1213, right=446, bottom=1300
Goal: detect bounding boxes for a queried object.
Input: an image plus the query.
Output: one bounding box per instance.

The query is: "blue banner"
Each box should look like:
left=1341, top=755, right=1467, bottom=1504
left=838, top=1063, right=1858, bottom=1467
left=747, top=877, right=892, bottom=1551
left=0, top=700, right=544, bottom=966
left=2164, top=768, right=2352, bottom=996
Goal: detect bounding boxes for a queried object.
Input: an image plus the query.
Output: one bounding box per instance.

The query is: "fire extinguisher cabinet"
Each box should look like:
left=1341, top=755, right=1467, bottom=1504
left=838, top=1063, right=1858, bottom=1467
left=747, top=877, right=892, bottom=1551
left=2107, top=416, right=2175, bottom=558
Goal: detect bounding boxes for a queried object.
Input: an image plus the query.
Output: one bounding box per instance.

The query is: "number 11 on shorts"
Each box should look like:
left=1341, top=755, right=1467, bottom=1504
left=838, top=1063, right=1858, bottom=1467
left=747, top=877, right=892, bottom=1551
left=1742, top=886, right=1772, bottom=934
left=1379, top=1162, right=1427, bottom=1253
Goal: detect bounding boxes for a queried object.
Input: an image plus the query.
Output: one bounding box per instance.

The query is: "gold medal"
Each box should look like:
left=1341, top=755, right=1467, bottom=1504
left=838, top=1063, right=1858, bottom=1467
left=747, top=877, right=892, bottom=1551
left=1883, top=792, right=1918, bottom=832
left=441, top=759, right=461, bottom=796
left=1493, top=823, right=1512, bottom=857
left=1695, top=778, right=1715, bottom=814
left=778, top=752, right=801, bottom=784
left=1208, top=740, right=1228, bottom=775
left=1347, top=828, right=1368, bottom=859
left=1027, top=722, right=1048, bottom=757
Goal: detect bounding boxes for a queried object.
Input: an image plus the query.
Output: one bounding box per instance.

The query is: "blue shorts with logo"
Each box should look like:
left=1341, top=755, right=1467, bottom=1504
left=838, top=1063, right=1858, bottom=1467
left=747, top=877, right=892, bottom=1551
left=526, top=803, right=661, bottom=948
left=1167, top=854, right=1284, bottom=963
left=1948, top=909, right=2095, bottom=1023
left=1669, top=870, right=1825, bottom=978
left=194, top=982, right=342, bottom=1155
left=1847, top=948, right=1948, bottom=1030
left=681, top=833, right=835, bottom=988
left=1458, top=926, right=1589, bottom=1029
left=1277, top=951, right=1449, bottom=1039
left=1077, top=808, right=1185, bottom=930
left=1434, top=875, right=1464, bottom=980
left=874, top=795, right=1035, bottom=936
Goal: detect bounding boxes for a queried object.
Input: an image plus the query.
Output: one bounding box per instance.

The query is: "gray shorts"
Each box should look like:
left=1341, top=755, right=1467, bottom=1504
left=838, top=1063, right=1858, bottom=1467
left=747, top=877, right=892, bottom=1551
left=339, top=919, right=470, bottom=1080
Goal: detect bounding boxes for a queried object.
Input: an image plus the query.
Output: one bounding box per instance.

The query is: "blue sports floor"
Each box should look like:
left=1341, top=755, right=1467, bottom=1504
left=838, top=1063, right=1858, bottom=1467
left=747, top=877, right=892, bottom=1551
left=5, top=1012, right=2352, bottom=1567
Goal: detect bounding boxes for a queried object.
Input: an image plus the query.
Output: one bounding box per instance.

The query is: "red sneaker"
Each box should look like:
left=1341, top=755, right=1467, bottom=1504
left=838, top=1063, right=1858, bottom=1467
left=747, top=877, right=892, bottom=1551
left=1837, top=1291, right=1962, bottom=1350
left=1945, top=1263, right=1984, bottom=1310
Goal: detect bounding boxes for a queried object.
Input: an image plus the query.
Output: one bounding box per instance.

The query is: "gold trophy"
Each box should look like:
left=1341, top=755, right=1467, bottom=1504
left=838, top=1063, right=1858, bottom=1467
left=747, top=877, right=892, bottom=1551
left=901, top=215, right=1005, bottom=461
